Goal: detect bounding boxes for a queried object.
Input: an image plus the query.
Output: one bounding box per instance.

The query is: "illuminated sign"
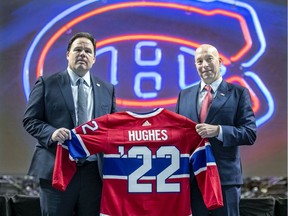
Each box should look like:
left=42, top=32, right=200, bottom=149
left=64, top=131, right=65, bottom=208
left=22, top=0, right=274, bottom=127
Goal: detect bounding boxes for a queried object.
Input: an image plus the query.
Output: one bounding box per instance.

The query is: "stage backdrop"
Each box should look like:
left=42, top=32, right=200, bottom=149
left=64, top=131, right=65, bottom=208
left=0, top=0, right=287, bottom=177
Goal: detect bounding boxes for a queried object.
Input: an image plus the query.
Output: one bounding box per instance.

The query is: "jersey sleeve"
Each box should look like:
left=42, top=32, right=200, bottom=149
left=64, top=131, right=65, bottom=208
left=190, top=139, right=223, bottom=210
left=52, top=142, right=77, bottom=191
left=68, top=115, right=109, bottom=159
left=52, top=115, right=109, bottom=191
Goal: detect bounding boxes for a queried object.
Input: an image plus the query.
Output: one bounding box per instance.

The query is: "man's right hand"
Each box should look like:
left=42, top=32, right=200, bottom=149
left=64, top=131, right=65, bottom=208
left=51, top=128, right=71, bottom=143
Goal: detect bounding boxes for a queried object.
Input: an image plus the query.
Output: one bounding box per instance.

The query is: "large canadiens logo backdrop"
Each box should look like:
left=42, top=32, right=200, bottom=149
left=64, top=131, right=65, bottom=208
left=0, top=0, right=287, bottom=177
left=23, top=0, right=273, bottom=125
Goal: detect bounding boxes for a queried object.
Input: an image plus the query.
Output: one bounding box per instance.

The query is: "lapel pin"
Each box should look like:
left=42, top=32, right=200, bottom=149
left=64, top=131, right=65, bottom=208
left=220, top=93, right=225, bottom=96
left=96, top=83, right=100, bottom=87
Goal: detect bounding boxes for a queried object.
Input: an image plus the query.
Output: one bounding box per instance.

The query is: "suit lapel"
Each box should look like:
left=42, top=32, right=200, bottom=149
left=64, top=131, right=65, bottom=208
left=190, top=84, right=200, bottom=122
left=206, top=80, right=231, bottom=122
left=57, top=71, right=77, bottom=126
left=179, top=84, right=199, bottom=122
left=91, top=76, right=102, bottom=118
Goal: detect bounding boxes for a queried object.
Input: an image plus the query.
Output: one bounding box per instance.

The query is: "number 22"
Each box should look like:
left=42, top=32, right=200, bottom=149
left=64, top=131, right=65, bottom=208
left=127, top=146, right=180, bottom=193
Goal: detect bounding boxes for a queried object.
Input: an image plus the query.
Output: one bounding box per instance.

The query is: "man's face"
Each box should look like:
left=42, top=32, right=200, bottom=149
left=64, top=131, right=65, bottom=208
left=66, top=37, right=95, bottom=77
left=194, top=45, right=221, bottom=84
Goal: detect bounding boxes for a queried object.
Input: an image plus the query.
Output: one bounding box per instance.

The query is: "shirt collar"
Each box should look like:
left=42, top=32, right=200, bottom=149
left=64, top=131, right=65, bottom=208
left=200, top=77, right=223, bottom=92
left=67, top=67, right=91, bottom=87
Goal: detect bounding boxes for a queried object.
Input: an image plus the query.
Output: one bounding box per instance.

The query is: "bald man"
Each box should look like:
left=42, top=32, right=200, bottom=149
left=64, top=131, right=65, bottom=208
left=175, top=44, right=256, bottom=216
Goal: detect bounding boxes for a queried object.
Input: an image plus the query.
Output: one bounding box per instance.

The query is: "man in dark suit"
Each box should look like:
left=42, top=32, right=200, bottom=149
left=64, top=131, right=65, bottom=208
left=23, top=32, right=117, bottom=216
left=175, top=44, right=256, bottom=216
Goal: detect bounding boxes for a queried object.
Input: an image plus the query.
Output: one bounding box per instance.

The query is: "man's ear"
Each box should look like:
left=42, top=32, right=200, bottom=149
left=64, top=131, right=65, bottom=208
left=66, top=51, right=70, bottom=60
left=219, top=57, right=222, bottom=64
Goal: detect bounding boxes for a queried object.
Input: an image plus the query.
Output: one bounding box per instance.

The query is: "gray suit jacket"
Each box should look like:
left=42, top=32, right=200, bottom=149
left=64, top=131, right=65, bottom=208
left=175, top=80, right=256, bottom=185
left=23, top=70, right=117, bottom=180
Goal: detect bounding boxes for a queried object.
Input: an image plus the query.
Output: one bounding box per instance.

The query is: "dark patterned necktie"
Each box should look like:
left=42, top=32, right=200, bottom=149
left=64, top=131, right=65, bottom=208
left=199, top=85, right=212, bottom=123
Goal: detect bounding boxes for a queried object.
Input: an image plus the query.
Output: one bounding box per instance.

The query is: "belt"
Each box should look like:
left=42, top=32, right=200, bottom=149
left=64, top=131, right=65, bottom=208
left=76, top=155, right=97, bottom=167
left=76, top=159, right=97, bottom=167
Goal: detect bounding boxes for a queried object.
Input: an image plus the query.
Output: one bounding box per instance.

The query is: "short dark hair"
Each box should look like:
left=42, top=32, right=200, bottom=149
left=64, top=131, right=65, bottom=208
left=67, top=32, right=96, bottom=54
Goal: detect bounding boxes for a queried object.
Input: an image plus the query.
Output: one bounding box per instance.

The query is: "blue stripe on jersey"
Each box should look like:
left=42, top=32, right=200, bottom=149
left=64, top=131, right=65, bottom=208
left=103, top=156, right=190, bottom=176
left=190, top=145, right=215, bottom=172
left=67, top=132, right=88, bottom=159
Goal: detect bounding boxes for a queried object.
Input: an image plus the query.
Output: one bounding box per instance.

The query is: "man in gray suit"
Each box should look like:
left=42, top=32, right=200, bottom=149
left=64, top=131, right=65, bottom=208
left=175, top=44, right=256, bottom=216
left=23, top=32, right=117, bottom=216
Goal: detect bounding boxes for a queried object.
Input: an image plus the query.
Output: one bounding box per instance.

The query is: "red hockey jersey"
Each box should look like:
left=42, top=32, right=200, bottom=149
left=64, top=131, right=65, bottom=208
left=53, top=108, right=223, bottom=216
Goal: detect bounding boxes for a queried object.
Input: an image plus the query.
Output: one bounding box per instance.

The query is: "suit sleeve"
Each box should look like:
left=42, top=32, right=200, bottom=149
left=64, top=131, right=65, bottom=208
left=221, top=88, right=257, bottom=147
left=175, top=91, right=181, bottom=114
left=23, top=77, right=57, bottom=147
left=190, top=139, right=223, bottom=210
left=111, top=85, right=117, bottom=113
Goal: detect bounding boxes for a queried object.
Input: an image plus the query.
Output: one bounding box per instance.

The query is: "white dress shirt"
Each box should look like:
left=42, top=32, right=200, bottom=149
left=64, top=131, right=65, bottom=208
left=67, top=67, right=94, bottom=124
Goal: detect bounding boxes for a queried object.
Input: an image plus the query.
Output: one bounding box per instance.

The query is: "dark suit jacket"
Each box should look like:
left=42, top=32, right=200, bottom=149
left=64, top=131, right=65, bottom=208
left=175, top=80, right=256, bottom=185
left=23, top=70, right=117, bottom=180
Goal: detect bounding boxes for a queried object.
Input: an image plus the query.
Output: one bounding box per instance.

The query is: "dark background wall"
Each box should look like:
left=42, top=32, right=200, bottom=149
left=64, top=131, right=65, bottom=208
left=0, top=0, right=287, bottom=178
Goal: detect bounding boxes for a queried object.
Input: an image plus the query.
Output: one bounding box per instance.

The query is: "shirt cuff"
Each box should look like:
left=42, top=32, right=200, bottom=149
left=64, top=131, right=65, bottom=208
left=216, top=125, right=223, bottom=141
